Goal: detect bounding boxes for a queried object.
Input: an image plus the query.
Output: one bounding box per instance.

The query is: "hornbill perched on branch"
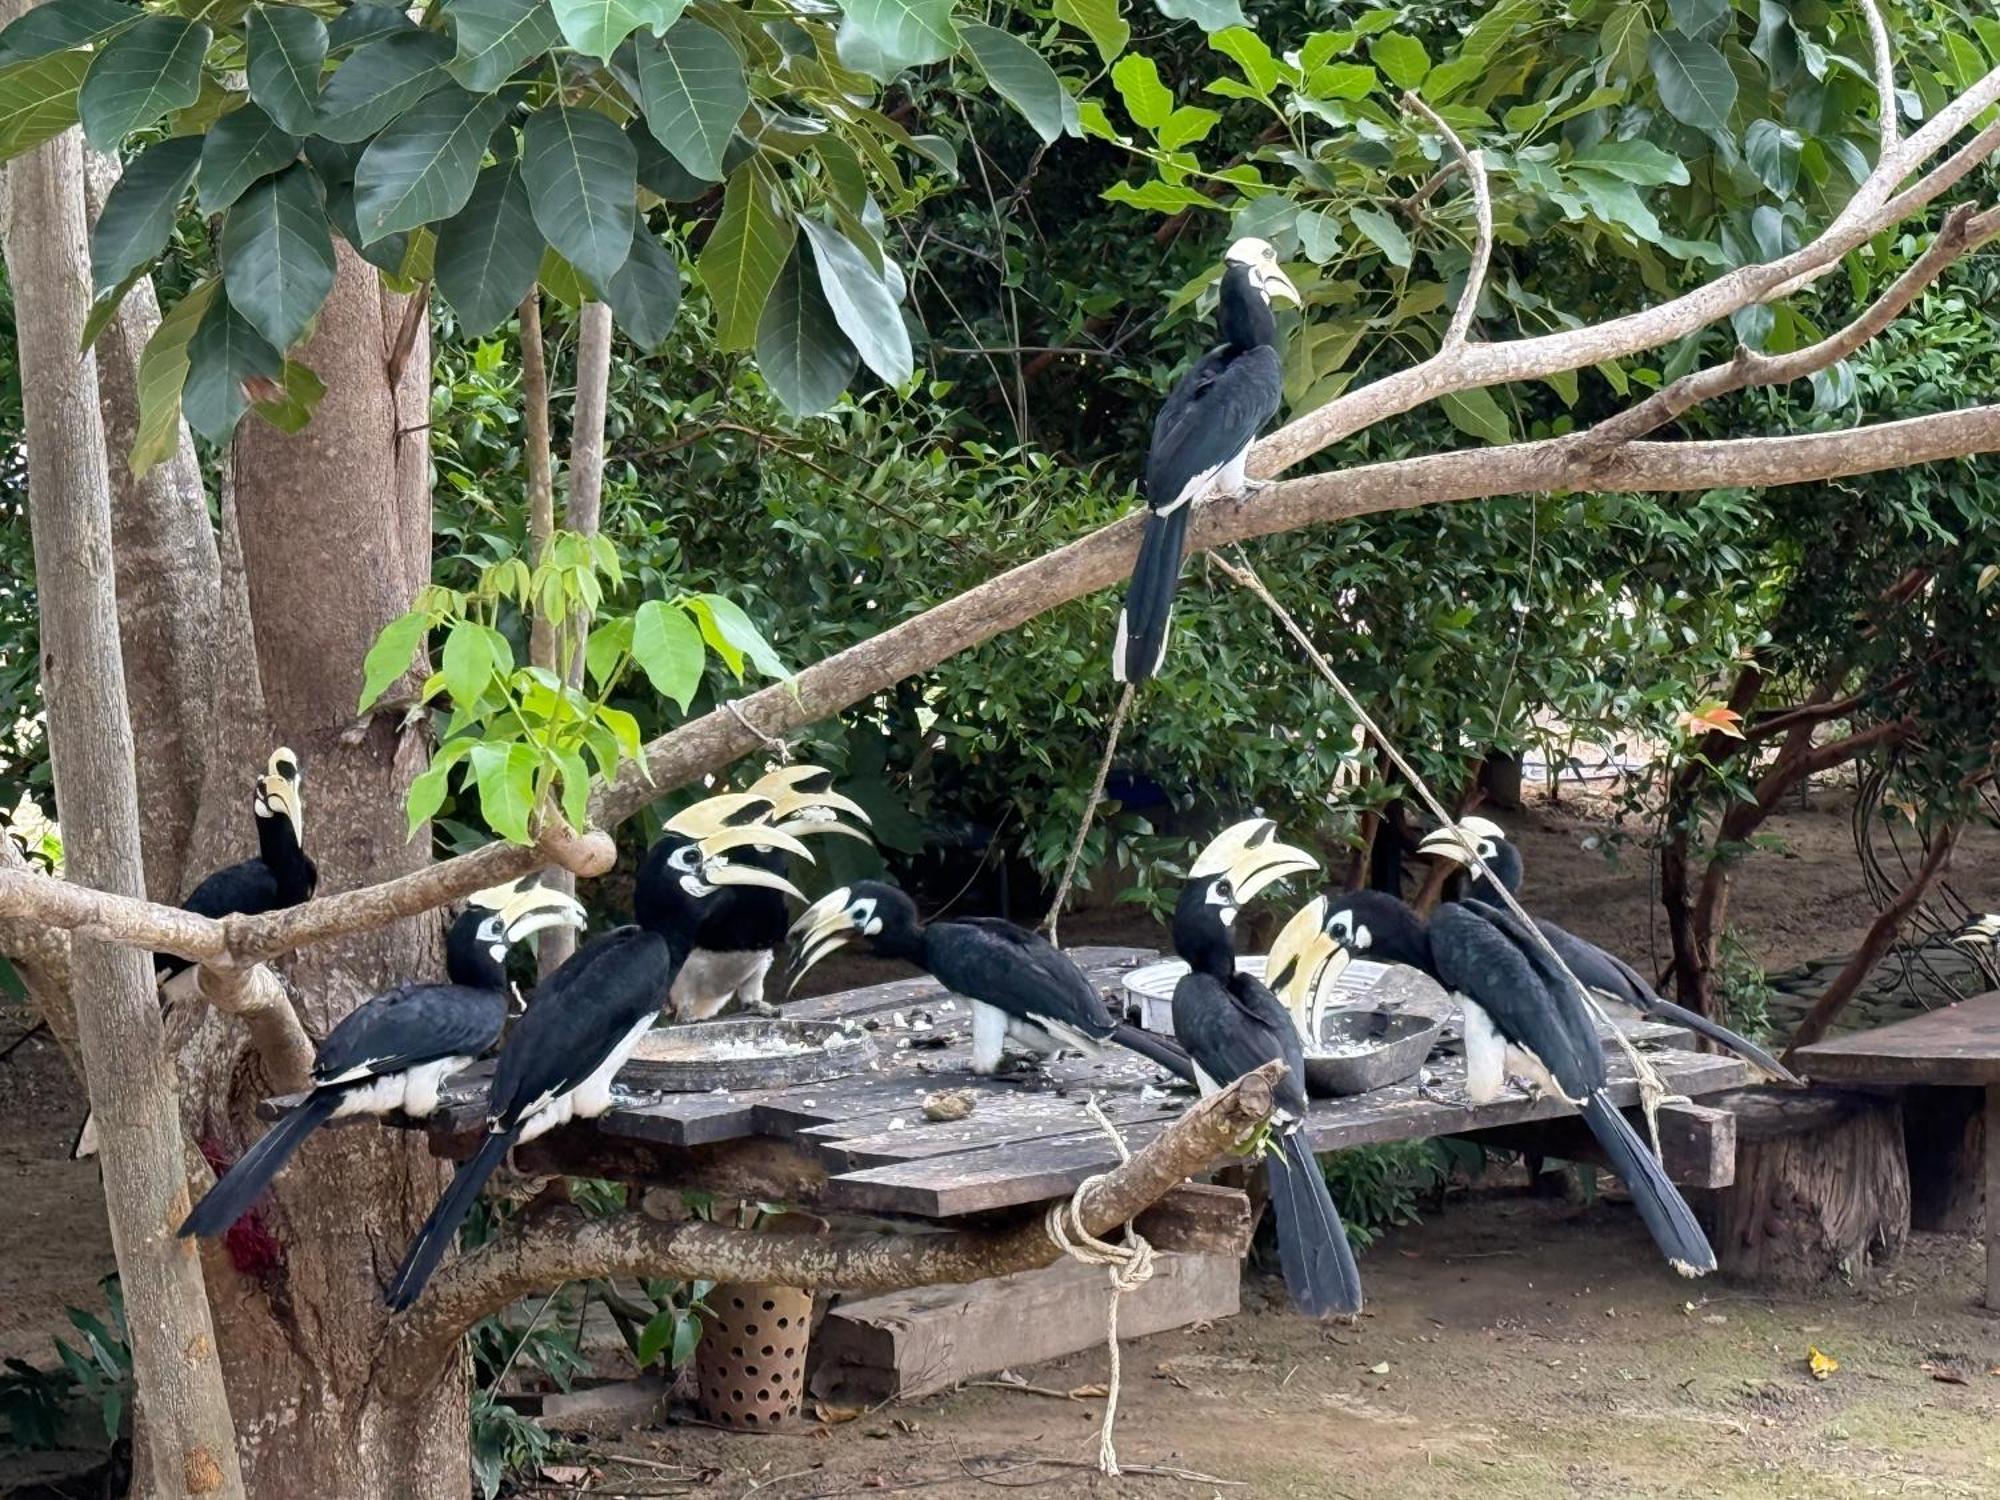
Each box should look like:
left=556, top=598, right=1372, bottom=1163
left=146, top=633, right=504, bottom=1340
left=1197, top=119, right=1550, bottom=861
left=1167, top=819, right=1363, bottom=1317
left=178, top=875, right=586, bottom=1239
left=787, top=879, right=1191, bottom=1080
left=76, top=748, right=319, bottom=1160
left=384, top=800, right=802, bottom=1310
left=667, top=766, right=872, bottom=1022
left=1267, top=888, right=1717, bottom=1276
left=1112, top=237, right=1300, bottom=684
left=1418, top=820, right=1801, bottom=1085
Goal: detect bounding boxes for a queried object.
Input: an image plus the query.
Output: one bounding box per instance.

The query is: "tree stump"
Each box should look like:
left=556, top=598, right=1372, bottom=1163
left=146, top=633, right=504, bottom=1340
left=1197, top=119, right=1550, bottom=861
left=1705, top=1088, right=1909, bottom=1287
left=1903, top=1086, right=1986, bottom=1234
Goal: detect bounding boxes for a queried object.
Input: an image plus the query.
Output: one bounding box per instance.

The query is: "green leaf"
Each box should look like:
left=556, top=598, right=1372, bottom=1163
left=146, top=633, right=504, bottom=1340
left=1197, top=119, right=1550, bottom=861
left=552, top=0, right=683, bottom=62
left=1157, top=105, right=1217, bottom=151
left=435, top=158, right=542, bottom=335
left=756, top=237, right=858, bottom=417
left=1054, top=0, right=1126, bottom=64
left=221, top=163, right=337, bottom=351
left=472, top=741, right=540, bottom=844
left=359, top=607, right=429, bottom=709
left=91, top=135, right=201, bottom=296
left=799, top=217, right=909, bottom=386
left=601, top=222, right=681, bottom=351
left=631, top=598, right=705, bottom=709
left=690, top=594, right=786, bottom=679
left=585, top=614, right=633, bottom=687
left=1665, top=0, right=1727, bottom=41
left=1648, top=32, right=1735, bottom=131
left=699, top=159, right=789, bottom=352
left=631, top=18, right=747, bottom=182
left=550, top=744, right=591, bottom=831
left=1569, top=140, right=1689, bottom=186
left=77, top=16, right=209, bottom=152
left=1101, top=178, right=1214, bottom=212
left=0, top=47, right=91, bottom=163
left=1598, top=6, right=1652, bottom=83
left=959, top=24, right=1066, bottom=146
left=313, top=30, right=453, bottom=143
left=198, top=102, right=301, bottom=216
left=1153, top=0, right=1246, bottom=35
left=1348, top=205, right=1411, bottom=267
left=1369, top=32, right=1428, bottom=90
left=635, top=1308, right=677, bottom=1368
left=441, top=617, right=498, bottom=708
left=1305, top=62, right=1374, bottom=101
left=80, top=269, right=142, bottom=352
left=631, top=119, right=709, bottom=200
left=131, top=280, right=217, bottom=476
left=182, top=295, right=283, bottom=443
left=1742, top=118, right=1801, bottom=196
left=447, top=0, right=564, bottom=90
left=329, top=4, right=417, bottom=52
left=245, top=5, right=327, bottom=135
left=596, top=703, right=643, bottom=762
left=1440, top=385, right=1511, bottom=445
left=0, top=0, right=134, bottom=66
left=354, top=83, right=510, bottom=242
left=834, top=0, right=957, bottom=78
left=670, top=1310, right=699, bottom=1368
left=250, top=358, right=326, bottom=433
left=404, top=755, right=456, bottom=833
left=1209, top=26, right=1278, bottom=95
left=1294, top=205, right=1340, bottom=262
left=521, top=103, right=637, bottom=287
left=1110, top=53, right=1172, bottom=132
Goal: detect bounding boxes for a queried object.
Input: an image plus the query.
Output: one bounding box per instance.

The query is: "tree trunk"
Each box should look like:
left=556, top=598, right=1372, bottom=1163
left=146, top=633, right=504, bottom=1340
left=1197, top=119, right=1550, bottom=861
left=178, top=245, right=468, bottom=1497
left=0, top=74, right=246, bottom=1497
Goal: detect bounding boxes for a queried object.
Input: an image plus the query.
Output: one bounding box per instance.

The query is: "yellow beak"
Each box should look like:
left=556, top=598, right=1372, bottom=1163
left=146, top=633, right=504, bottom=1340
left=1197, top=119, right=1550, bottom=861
left=786, top=886, right=858, bottom=990
left=665, top=792, right=774, bottom=840
left=468, top=875, right=590, bottom=944
left=1263, top=265, right=1303, bottom=307
left=1265, top=896, right=1350, bottom=1043
left=695, top=823, right=816, bottom=864
left=1417, top=827, right=1478, bottom=867
left=746, top=765, right=874, bottom=827
left=697, top=849, right=806, bottom=901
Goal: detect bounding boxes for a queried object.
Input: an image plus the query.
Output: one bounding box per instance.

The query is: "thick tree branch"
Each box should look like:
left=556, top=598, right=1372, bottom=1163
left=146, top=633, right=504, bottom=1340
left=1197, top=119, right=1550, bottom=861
left=382, top=1063, right=1283, bottom=1390
left=194, top=966, right=313, bottom=1095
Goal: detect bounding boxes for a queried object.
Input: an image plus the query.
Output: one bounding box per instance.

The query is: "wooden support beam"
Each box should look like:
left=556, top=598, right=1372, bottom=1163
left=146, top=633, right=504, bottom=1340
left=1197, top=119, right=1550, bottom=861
left=1133, top=1183, right=1254, bottom=1257
left=1986, top=1084, right=1999, bottom=1310
left=1461, top=1101, right=1738, bottom=1188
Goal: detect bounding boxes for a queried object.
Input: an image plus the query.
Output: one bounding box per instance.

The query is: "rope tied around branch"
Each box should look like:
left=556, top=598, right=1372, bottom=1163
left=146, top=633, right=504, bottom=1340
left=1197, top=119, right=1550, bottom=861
left=1041, top=1093, right=1155, bottom=1476
left=725, top=699, right=793, bottom=764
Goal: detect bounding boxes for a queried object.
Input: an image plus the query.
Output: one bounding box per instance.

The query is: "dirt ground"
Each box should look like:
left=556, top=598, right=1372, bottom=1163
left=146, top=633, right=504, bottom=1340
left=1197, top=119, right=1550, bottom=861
left=2, top=787, right=1997, bottom=1494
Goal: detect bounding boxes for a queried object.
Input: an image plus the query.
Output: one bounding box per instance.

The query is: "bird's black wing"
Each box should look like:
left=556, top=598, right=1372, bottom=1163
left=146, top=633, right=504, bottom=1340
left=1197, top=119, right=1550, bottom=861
left=1528, top=915, right=1649, bottom=1007
left=1430, top=903, right=1605, bottom=1094
left=1170, top=970, right=1309, bottom=1120
left=313, top=983, right=508, bottom=1084
left=181, top=859, right=283, bottom=919
left=487, top=925, right=670, bottom=1126
left=926, top=918, right=1116, bottom=1038
left=1143, top=345, right=1281, bottom=508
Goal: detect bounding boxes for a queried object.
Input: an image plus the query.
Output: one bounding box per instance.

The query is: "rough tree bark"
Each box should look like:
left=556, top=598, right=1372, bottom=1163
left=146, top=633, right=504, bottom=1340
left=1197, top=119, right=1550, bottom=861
left=0, top=72, right=245, bottom=1497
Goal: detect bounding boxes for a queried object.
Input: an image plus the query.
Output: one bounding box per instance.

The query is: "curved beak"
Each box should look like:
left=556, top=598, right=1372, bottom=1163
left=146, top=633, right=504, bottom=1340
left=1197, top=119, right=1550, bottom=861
left=1190, top=818, right=1280, bottom=879
left=786, top=887, right=857, bottom=991
left=747, top=765, right=874, bottom=827
left=697, top=823, right=816, bottom=863
left=769, top=813, right=874, bottom=844
left=665, top=792, right=776, bottom=840
left=697, top=847, right=806, bottom=900
left=1418, top=827, right=1478, bottom=867
left=259, top=772, right=302, bottom=834
left=1949, top=915, right=2000, bottom=949
left=467, top=874, right=590, bottom=945
left=1456, top=815, right=1507, bottom=841
left=1262, top=264, right=1302, bottom=307
left=1222, top=835, right=1319, bottom=908
left=1266, top=897, right=1349, bottom=1042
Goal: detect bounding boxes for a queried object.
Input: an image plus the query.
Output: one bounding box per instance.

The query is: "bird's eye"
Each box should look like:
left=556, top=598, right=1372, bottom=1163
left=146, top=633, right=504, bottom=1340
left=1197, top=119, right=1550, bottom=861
left=1330, top=912, right=1351, bottom=938
left=1213, top=878, right=1233, bottom=902
left=1478, top=840, right=1498, bottom=860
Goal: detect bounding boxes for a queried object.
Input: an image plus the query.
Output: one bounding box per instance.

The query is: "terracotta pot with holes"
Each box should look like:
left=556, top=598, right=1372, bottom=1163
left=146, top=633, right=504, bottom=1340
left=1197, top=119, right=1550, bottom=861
left=694, top=1284, right=813, bottom=1430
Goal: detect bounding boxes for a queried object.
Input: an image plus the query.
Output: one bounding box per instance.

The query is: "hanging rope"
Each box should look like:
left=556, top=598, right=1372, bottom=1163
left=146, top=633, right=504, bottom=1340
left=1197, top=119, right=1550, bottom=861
left=725, top=698, right=793, bottom=763
left=1208, top=549, right=1681, bottom=1150
left=1042, top=681, right=1137, bottom=946
left=1042, top=1094, right=1155, bottom=1477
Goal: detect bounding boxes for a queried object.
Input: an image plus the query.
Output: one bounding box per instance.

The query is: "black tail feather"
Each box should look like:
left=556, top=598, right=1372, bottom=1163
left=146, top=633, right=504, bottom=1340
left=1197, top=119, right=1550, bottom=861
left=384, top=1129, right=516, bottom=1311
left=1110, top=1021, right=1195, bottom=1083
left=1265, top=1131, right=1364, bottom=1317
left=1646, top=998, right=1802, bottom=1086
left=179, top=1090, right=344, bottom=1238
left=1112, top=505, right=1191, bottom=684
left=1580, top=1091, right=1716, bottom=1275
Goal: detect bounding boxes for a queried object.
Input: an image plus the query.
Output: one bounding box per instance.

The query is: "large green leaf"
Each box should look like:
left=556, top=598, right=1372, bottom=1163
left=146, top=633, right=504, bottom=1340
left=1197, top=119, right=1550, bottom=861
left=358, top=607, right=429, bottom=710
left=699, top=159, right=788, bottom=351
left=756, top=240, right=858, bottom=417
left=834, top=0, right=957, bottom=78
left=1110, top=53, right=1171, bottom=132
left=130, top=280, right=217, bottom=476
left=313, top=29, right=453, bottom=143
left=631, top=599, right=704, bottom=710
left=959, top=24, right=1066, bottom=145
left=1648, top=32, right=1735, bottom=130
left=328, top=4, right=417, bottom=53
left=353, top=83, right=510, bottom=242
left=631, top=18, right=745, bottom=182
left=1440, top=385, right=1511, bottom=445
left=0, top=47, right=91, bottom=163
left=198, top=102, right=301, bottom=215
left=435, top=159, right=542, bottom=335
left=1568, top=140, right=1689, bottom=187
left=1052, top=0, right=1127, bottom=65
left=0, top=0, right=135, bottom=66
left=221, top=163, right=337, bottom=351
left=245, top=5, right=327, bottom=134
left=1348, top=205, right=1411, bottom=267
left=1153, top=0, right=1246, bottom=34
left=521, top=104, right=637, bottom=287
left=77, top=16, right=209, bottom=152
left=1370, top=31, right=1429, bottom=90
left=630, top=119, right=709, bottom=200
left=446, top=0, right=565, bottom=91
left=471, top=741, right=540, bottom=843
left=182, top=294, right=284, bottom=443
left=600, top=222, right=681, bottom=351
left=552, top=0, right=684, bottom=62
left=90, top=135, right=201, bottom=295
left=798, top=217, right=909, bottom=386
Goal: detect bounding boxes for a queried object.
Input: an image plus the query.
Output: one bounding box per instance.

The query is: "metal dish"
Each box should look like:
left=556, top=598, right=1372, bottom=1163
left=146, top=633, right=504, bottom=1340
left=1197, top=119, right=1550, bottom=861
left=1121, top=955, right=1398, bottom=1035
left=1299, top=1007, right=1444, bottom=1097
left=621, top=1018, right=876, bottom=1093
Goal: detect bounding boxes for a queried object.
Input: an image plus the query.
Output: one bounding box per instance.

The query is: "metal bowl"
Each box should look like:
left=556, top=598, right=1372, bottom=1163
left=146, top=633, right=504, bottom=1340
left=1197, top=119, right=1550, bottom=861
left=621, top=1017, right=876, bottom=1093
left=1299, top=1007, right=1444, bottom=1097
left=1120, top=955, right=1396, bottom=1035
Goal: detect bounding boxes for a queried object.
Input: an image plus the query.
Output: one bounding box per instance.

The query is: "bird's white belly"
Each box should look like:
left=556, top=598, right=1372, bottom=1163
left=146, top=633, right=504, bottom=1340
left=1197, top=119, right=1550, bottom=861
left=670, top=948, right=773, bottom=1021
left=1459, top=997, right=1508, bottom=1104
left=328, top=1056, right=473, bottom=1120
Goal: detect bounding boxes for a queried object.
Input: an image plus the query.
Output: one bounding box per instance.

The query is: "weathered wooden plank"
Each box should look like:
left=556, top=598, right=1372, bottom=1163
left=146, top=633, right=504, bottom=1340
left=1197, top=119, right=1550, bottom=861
left=1134, top=1183, right=1254, bottom=1257
left=781, top=946, right=1156, bottom=1023
left=1985, top=1083, right=2000, bottom=1310
left=1794, top=991, right=2000, bottom=1086
left=1464, top=1100, right=1737, bottom=1188
left=813, top=1087, right=1189, bottom=1172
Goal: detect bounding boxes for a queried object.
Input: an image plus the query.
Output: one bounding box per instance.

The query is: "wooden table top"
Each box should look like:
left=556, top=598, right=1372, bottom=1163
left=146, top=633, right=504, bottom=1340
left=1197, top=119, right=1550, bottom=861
left=1793, top=990, right=2000, bottom=1087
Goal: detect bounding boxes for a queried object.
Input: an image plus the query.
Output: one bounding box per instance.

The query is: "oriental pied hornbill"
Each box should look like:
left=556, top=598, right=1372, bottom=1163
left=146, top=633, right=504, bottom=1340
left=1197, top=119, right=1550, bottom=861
left=1112, top=238, right=1300, bottom=685
left=178, top=875, right=586, bottom=1239
left=384, top=800, right=802, bottom=1310
left=1418, top=820, right=1801, bottom=1085
left=75, top=748, right=318, bottom=1159
left=787, top=880, right=1191, bottom=1080
left=1168, top=820, right=1363, bottom=1317
left=1266, top=889, right=1716, bottom=1276
left=667, top=766, right=872, bottom=1022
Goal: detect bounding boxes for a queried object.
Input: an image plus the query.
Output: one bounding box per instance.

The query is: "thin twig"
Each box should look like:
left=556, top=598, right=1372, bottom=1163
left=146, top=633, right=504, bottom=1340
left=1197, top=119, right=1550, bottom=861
left=1859, top=0, right=1899, bottom=155
left=1400, top=93, right=1491, bottom=352
left=1042, top=682, right=1136, bottom=945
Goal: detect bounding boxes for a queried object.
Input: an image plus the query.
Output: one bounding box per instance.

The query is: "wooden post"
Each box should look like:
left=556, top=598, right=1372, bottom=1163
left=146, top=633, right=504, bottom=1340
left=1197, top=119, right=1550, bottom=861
left=1986, top=1083, right=1999, bottom=1309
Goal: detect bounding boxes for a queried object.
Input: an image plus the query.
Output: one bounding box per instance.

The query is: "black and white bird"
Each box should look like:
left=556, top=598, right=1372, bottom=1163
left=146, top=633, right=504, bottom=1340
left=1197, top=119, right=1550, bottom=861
left=1112, top=237, right=1300, bottom=684
left=177, top=874, right=586, bottom=1239
left=786, top=879, right=1191, bottom=1080
left=76, top=748, right=319, bottom=1159
left=1167, top=819, right=1362, bottom=1317
left=667, top=766, right=872, bottom=1021
left=384, top=800, right=800, bottom=1310
left=1266, top=889, right=1716, bottom=1276
left=1949, top=913, right=2000, bottom=948
left=1418, top=821, right=1801, bottom=1085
